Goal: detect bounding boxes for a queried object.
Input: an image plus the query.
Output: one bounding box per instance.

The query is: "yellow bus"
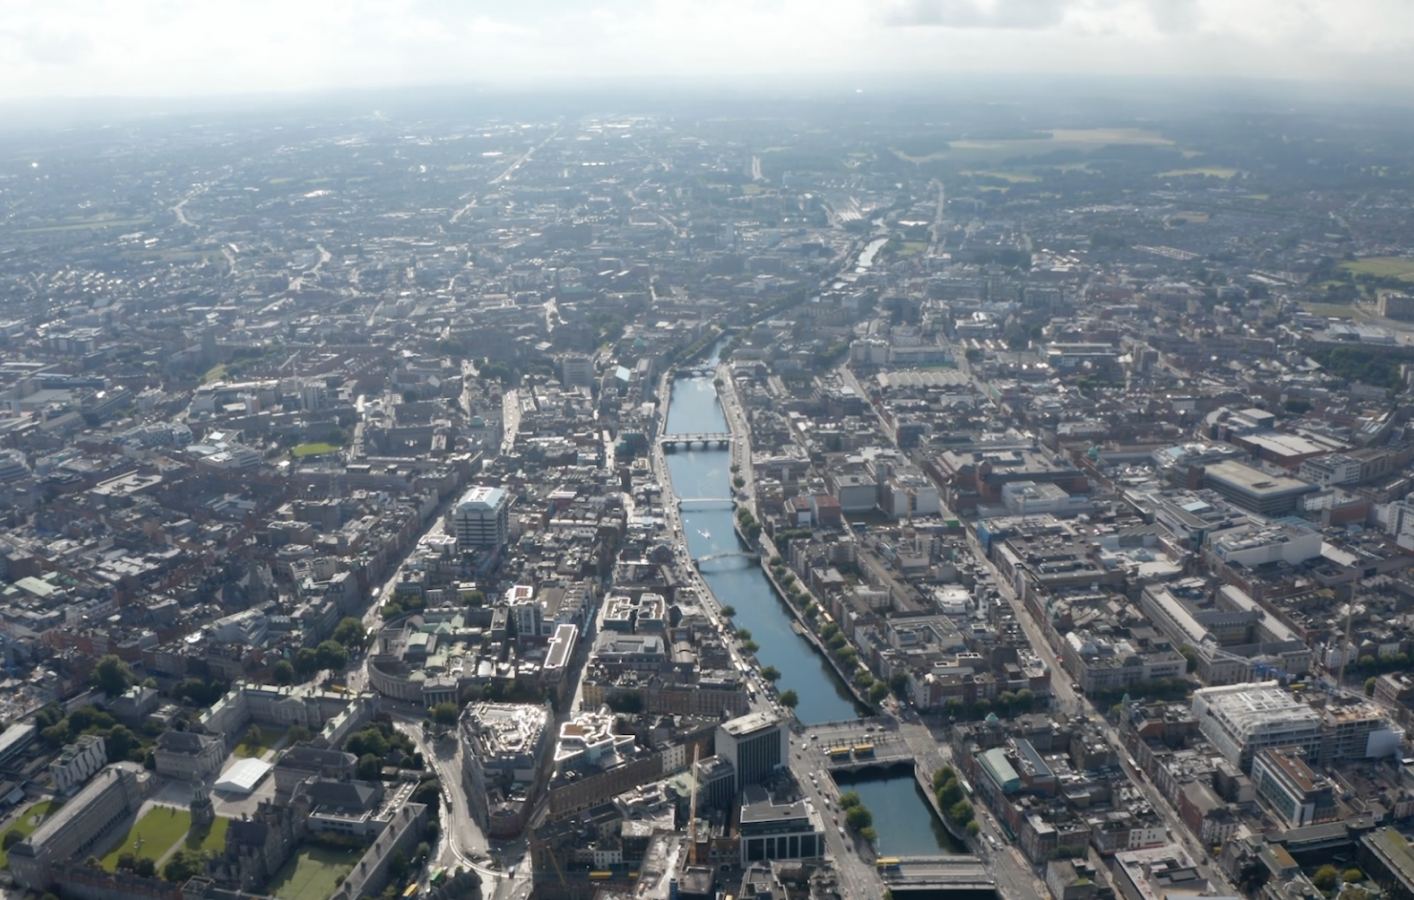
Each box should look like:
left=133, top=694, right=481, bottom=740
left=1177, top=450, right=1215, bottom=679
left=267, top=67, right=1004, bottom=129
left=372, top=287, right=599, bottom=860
left=402, top=884, right=419, bottom=899
left=877, top=858, right=901, bottom=869
left=589, top=871, right=613, bottom=881
left=828, top=747, right=851, bottom=760
left=853, top=744, right=875, bottom=758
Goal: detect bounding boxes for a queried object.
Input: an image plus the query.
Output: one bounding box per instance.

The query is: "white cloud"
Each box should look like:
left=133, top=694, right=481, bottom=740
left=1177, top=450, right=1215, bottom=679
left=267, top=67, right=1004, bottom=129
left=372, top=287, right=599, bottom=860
left=0, top=0, right=1412, bottom=98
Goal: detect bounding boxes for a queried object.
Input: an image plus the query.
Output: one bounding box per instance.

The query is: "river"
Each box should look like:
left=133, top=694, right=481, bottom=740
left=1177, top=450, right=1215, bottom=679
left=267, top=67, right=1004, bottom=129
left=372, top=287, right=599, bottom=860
left=662, top=365, right=860, bottom=725
left=834, top=766, right=966, bottom=857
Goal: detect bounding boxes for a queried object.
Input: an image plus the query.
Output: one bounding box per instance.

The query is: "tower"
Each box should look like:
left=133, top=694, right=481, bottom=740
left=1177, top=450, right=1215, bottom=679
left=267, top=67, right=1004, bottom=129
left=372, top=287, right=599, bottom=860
left=191, top=781, right=215, bottom=827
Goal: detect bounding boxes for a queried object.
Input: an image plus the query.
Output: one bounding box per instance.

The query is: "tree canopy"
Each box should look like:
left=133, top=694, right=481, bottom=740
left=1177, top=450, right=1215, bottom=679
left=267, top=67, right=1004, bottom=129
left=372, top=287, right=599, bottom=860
left=93, top=654, right=134, bottom=697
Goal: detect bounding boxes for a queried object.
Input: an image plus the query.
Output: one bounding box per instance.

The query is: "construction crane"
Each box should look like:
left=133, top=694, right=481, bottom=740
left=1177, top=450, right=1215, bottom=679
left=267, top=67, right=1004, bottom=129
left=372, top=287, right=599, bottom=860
left=687, top=744, right=701, bottom=865
left=1336, top=582, right=1358, bottom=695
left=545, top=845, right=567, bottom=888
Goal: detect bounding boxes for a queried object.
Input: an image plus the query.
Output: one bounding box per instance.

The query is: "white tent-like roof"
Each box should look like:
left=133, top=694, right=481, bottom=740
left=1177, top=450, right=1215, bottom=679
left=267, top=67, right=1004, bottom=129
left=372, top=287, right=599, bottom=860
left=214, top=758, right=272, bottom=794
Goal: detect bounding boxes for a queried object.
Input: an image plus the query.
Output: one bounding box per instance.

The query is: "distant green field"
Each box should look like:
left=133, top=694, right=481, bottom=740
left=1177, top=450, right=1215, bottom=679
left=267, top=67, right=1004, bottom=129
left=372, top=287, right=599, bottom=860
left=0, top=800, right=63, bottom=869
left=895, top=127, right=1175, bottom=166
left=267, top=846, right=362, bottom=900
left=964, top=169, right=1040, bottom=183
left=18, top=217, right=150, bottom=234
left=1342, top=257, right=1414, bottom=279
left=101, top=808, right=192, bottom=871
left=1158, top=167, right=1239, bottom=179
left=1300, top=302, right=1369, bottom=319
left=291, top=442, right=342, bottom=458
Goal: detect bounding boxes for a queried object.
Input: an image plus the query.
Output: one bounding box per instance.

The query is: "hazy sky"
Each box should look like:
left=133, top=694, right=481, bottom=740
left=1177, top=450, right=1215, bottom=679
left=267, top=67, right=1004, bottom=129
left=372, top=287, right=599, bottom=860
left=2, top=0, right=1412, bottom=98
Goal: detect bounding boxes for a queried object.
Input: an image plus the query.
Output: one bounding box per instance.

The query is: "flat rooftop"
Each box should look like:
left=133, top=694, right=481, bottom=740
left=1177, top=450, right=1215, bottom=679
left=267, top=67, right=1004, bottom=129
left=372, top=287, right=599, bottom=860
left=1204, top=460, right=1317, bottom=497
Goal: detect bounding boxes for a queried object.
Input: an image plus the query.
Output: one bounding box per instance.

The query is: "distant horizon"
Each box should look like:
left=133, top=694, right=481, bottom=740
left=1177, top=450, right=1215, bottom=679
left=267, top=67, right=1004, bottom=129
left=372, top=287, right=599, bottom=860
left=4, top=0, right=1414, bottom=109
left=2, top=72, right=1413, bottom=136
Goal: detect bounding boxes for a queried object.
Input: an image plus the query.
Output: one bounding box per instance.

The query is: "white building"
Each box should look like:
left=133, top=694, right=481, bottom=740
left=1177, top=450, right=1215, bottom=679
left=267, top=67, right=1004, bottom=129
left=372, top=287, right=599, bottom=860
left=49, top=734, right=106, bottom=794
left=1191, top=682, right=1322, bottom=771
left=1299, top=453, right=1362, bottom=487
left=1001, top=481, right=1091, bottom=517
left=453, top=485, right=511, bottom=552
left=1210, top=526, right=1322, bottom=568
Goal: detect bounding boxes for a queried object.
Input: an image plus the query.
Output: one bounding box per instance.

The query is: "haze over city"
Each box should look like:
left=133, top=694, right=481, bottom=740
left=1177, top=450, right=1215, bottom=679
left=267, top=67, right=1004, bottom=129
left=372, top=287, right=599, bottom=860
left=3, top=0, right=1414, bottom=101
left=4, top=5, right=1414, bottom=900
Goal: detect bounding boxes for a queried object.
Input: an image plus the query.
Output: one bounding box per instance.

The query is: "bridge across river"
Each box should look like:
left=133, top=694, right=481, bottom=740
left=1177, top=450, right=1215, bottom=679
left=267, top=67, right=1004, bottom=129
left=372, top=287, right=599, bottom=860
left=693, top=551, right=757, bottom=563
left=661, top=432, right=731, bottom=449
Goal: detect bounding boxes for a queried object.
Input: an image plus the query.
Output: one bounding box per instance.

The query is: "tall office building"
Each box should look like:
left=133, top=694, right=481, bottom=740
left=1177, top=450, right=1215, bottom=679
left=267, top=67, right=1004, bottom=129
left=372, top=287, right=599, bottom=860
left=454, top=485, right=511, bottom=552
left=559, top=354, right=595, bottom=390
left=716, top=711, right=787, bottom=793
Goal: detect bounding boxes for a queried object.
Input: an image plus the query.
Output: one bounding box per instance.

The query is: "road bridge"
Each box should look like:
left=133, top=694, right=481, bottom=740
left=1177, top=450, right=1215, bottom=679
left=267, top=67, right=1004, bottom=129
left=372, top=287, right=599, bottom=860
left=660, top=432, right=731, bottom=449
left=693, top=551, right=757, bottom=563
left=881, top=855, right=997, bottom=894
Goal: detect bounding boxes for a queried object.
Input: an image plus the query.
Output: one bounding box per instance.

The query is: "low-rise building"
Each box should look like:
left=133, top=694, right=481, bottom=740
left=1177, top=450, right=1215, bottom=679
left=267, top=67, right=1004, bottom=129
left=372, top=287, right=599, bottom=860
left=49, top=734, right=106, bottom=794
left=153, top=730, right=225, bottom=781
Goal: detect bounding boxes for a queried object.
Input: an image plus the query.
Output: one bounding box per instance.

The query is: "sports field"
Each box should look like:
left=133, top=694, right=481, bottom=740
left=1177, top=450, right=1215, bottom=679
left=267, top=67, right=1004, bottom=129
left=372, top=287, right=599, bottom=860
left=266, top=846, right=362, bottom=900
left=1342, top=257, right=1414, bottom=279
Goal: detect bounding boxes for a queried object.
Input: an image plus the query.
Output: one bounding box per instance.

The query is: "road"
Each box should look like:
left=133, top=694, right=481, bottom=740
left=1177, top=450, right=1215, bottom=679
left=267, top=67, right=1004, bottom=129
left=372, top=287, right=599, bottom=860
left=787, top=733, right=883, bottom=900
left=393, top=717, right=533, bottom=900
left=500, top=387, right=520, bottom=456
left=714, top=361, right=755, bottom=502
left=490, top=127, right=559, bottom=186
left=966, top=530, right=1238, bottom=893
left=927, top=178, right=947, bottom=257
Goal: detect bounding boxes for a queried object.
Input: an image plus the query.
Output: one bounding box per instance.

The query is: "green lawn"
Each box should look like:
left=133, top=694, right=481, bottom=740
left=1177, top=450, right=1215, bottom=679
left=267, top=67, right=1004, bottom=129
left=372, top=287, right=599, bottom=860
left=100, top=807, right=192, bottom=871
left=200, top=364, right=228, bottom=384
left=235, top=726, right=288, bottom=759
left=185, top=816, right=230, bottom=855
left=267, top=846, right=363, bottom=900
left=291, top=442, right=342, bottom=458
left=1343, top=257, right=1414, bottom=279
left=0, top=800, right=63, bottom=868
left=1301, top=301, right=1369, bottom=319
left=1158, top=167, right=1239, bottom=179
left=18, top=217, right=151, bottom=234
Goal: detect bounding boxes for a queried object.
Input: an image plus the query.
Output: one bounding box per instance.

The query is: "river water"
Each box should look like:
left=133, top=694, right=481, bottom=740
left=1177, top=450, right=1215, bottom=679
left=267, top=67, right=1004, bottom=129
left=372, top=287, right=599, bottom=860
left=662, top=369, right=860, bottom=725
left=834, top=767, right=966, bottom=856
